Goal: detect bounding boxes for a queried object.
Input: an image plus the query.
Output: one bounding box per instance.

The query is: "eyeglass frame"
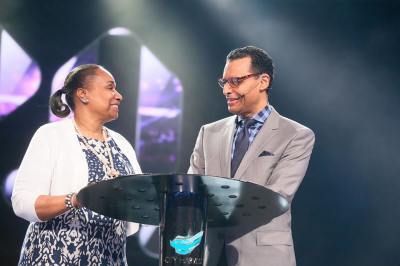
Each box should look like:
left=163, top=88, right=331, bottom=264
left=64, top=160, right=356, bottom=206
left=217, top=73, right=262, bottom=89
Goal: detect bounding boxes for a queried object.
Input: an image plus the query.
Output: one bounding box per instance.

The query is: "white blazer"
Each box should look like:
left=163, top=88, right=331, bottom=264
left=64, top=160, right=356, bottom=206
left=12, top=118, right=141, bottom=235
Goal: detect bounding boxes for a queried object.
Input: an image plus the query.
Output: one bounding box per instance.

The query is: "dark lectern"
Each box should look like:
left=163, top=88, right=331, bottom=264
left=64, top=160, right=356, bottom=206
left=77, top=174, right=289, bottom=265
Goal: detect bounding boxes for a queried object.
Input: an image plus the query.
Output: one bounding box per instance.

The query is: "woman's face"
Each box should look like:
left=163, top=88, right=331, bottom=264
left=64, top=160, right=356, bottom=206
left=82, top=67, right=123, bottom=123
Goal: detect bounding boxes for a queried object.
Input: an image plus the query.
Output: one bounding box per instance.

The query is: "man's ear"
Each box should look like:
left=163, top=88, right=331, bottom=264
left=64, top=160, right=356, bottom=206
left=259, top=73, right=270, bottom=92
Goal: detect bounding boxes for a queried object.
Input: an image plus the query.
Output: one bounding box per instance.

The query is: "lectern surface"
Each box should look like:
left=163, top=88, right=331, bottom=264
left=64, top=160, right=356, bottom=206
left=77, top=174, right=289, bottom=227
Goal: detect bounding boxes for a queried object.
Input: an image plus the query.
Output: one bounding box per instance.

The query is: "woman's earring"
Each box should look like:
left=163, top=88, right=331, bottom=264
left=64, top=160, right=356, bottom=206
left=80, top=98, right=89, bottom=104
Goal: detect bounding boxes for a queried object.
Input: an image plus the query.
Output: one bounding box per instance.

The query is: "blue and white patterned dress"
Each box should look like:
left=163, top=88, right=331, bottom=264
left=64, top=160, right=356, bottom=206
left=18, top=133, right=135, bottom=265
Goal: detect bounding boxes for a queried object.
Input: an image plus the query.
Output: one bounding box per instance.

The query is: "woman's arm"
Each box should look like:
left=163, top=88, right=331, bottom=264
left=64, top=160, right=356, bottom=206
left=12, top=125, right=82, bottom=222
left=34, top=194, right=80, bottom=221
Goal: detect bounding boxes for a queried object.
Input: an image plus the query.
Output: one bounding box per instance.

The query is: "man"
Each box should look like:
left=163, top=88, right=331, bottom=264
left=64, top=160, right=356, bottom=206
left=188, top=46, right=315, bottom=266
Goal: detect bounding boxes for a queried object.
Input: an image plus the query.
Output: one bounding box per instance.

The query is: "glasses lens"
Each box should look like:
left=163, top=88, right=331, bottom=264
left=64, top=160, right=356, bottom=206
left=217, top=79, right=225, bottom=88
left=230, top=77, right=240, bottom=87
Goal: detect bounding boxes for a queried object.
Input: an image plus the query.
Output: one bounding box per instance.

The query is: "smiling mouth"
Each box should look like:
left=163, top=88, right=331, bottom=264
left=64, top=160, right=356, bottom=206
left=226, top=97, right=241, bottom=104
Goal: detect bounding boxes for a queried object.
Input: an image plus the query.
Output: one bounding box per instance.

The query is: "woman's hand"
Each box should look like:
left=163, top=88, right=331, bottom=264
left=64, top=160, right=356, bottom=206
left=71, top=193, right=82, bottom=209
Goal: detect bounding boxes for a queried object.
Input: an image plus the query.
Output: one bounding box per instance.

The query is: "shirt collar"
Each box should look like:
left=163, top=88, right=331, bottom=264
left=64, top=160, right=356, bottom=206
left=236, top=105, right=272, bottom=126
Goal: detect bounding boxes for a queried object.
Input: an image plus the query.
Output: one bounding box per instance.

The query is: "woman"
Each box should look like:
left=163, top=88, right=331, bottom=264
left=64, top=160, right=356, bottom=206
left=12, top=64, right=141, bottom=265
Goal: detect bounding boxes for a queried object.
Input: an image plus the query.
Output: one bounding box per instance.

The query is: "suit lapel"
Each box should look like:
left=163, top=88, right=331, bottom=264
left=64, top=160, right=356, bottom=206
left=234, top=107, right=280, bottom=180
left=219, top=116, right=236, bottom=178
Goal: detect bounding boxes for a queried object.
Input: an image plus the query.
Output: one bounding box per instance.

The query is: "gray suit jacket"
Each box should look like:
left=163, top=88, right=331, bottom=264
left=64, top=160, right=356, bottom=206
left=188, top=106, right=315, bottom=266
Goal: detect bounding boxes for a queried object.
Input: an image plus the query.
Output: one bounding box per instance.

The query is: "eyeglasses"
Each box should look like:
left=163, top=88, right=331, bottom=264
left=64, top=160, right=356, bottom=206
left=217, top=73, right=261, bottom=89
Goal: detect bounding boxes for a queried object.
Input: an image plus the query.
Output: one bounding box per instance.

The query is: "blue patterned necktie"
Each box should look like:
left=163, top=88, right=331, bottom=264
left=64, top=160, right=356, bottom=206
left=231, top=119, right=256, bottom=178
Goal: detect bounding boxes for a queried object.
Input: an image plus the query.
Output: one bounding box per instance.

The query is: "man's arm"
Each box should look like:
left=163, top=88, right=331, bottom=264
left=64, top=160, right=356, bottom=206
left=267, top=127, right=315, bottom=203
left=188, top=126, right=206, bottom=175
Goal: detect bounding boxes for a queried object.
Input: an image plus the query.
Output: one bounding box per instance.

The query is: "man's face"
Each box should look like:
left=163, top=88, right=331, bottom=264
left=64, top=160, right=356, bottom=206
left=221, top=57, right=269, bottom=117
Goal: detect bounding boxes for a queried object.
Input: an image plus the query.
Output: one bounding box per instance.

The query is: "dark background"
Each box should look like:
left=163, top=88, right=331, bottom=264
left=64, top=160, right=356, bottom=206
left=0, top=0, right=399, bottom=265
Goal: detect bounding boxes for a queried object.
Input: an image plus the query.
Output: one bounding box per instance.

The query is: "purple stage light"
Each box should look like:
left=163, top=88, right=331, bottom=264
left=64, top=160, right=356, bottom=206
left=0, top=29, right=41, bottom=118
left=135, top=46, right=183, bottom=167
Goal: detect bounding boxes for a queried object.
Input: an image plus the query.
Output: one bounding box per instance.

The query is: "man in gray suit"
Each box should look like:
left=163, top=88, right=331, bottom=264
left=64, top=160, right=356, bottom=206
left=188, top=46, right=315, bottom=266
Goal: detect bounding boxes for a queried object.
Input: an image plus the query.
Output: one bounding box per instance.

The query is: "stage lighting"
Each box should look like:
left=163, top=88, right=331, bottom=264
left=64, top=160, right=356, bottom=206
left=0, top=27, right=41, bottom=119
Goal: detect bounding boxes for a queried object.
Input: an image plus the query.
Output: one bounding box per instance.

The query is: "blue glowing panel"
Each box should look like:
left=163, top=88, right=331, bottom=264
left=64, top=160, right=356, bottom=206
left=135, top=46, right=183, bottom=172
left=0, top=28, right=41, bottom=118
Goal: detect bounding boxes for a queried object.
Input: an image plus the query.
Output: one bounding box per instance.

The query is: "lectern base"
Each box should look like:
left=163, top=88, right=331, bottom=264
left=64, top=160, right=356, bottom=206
left=159, top=175, right=208, bottom=265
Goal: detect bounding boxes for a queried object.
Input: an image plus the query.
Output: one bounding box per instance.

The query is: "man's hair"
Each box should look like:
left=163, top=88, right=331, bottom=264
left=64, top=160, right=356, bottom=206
left=227, top=46, right=274, bottom=89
